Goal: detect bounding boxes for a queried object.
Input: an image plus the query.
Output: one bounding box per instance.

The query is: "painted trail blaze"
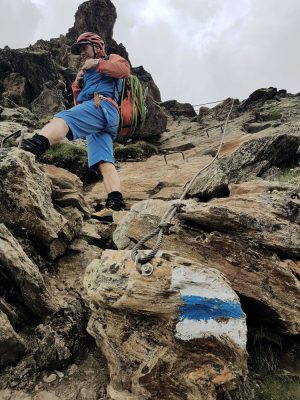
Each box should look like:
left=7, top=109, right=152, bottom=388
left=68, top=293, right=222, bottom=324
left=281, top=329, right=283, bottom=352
left=180, top=296, right=244, bottom=321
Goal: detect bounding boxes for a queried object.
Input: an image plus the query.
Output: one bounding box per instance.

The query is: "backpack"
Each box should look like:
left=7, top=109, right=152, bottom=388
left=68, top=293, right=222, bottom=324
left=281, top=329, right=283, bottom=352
left=116, top=75, right=147, bottom=139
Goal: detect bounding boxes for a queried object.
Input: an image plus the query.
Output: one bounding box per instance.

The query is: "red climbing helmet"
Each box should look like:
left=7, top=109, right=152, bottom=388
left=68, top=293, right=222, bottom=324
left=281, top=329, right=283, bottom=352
left=70, top=32, right=105, bottom=56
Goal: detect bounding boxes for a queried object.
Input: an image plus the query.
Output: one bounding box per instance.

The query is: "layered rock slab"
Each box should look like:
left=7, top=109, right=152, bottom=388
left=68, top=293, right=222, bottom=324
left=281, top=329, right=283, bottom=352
left=0, top=224, right=56, bottom=320
left=188, top=133, right=300, bottom=199
left=0, top=310, right=25, bottom=368
left=0, top=149, right=83, bottom=259
left=113, top=180, right=300, bottom=334
left=84, top=250, right=247, bottom=400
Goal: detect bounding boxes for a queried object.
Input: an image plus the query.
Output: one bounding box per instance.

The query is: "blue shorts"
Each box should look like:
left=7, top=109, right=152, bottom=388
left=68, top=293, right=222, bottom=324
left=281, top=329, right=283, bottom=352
left=55, top=99, right=120, bottom=169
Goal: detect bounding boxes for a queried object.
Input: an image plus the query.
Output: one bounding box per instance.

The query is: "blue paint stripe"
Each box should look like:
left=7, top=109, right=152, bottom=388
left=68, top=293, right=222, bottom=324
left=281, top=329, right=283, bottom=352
left=180, top=296, right=243, bottom=321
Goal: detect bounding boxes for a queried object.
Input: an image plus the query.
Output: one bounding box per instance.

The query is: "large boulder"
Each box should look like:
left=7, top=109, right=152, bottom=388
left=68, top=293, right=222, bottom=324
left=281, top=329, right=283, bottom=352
left=160, top=99, right=197, bottom=118
left=113, top=183, right=300, bottom=335
left=84, top=250, right=248, bottom=400
left=0, top=311, right=25, bottom=368
left=136, top=100, right=168, bottom=141
left=40, top=164, right=90, bottom=218
left=188, top=133, right=300, bottom=198
left=223, top=134, right=300, bottom=183
left=0, top=224, right=56, bottom=320
left=0, top=149, right=83, bottom=259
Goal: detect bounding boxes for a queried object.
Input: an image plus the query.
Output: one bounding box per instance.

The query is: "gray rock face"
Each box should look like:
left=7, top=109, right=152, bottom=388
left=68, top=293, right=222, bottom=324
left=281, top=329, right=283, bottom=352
left=0, top=149, right=83, bottom=259
left=0, top=224, right=56, bottom=320
left=0, top=48, right=60, bottom=105
left=113, top=186, right=300, bottom=335
left=31, top=83, right=66, bottom=117
left=40, top=164, right=90, bottom=218
left=188, top=133, right=300, bottom=199
left=160, top=99, right=197, bottom=118
left=2, top=73, right=31, bottom=107
left=240, top=87, right=287, bottom=111
left=223, top=133, right=300, bottom=183
left=32, top=292, right=86, bottom=370
left=136, top=100, right=168, bottom=141
left=0, top=310, right=26, bottom=367
left=187, top=160, right=229, bottom=200
left=132, top=66, right=161, bottom=102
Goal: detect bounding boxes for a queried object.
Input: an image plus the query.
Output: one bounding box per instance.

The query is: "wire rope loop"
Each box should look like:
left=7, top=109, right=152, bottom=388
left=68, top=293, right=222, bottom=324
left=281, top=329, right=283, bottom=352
left=131, top=226, right=164, bottom=265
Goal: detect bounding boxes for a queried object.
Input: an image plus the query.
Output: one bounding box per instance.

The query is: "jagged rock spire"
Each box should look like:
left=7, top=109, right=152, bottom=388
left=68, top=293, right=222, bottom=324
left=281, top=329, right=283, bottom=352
left=66, top=0, right=117, bottom=46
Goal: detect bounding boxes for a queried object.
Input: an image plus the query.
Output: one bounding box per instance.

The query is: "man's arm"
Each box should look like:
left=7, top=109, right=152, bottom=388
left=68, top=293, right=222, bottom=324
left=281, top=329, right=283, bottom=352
left=96, top=54, right=130, bottom=78
left=72, top=69, right=84, bottom=105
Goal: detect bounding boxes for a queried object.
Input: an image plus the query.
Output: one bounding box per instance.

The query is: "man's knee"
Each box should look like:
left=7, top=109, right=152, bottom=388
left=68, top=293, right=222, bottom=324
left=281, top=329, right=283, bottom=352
left=98, top=161, right=116, bottom=174
left=51, top=117, right=69, bottom=133
left=40, top=117, right=69, bottom=144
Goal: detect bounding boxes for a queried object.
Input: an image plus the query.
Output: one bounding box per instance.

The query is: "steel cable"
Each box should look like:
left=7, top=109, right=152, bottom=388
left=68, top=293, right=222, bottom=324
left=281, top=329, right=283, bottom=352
left=131, top=98, right=235, bottom=266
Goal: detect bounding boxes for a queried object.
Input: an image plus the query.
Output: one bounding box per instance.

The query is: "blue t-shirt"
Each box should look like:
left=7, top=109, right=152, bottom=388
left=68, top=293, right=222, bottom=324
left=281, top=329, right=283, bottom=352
left=77, top=65, right=123, bottom=104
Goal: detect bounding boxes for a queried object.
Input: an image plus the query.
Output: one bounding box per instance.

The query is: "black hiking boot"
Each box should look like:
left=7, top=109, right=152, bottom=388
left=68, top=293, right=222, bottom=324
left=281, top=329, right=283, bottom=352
left=91, top=191, right=126, bottom=222
left=20, top=133, right=50, bottom=157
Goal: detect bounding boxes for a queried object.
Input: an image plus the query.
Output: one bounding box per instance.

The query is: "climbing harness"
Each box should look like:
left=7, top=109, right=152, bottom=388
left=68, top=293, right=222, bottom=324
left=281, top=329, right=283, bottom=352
left=131, top=98, right=235, bottom=274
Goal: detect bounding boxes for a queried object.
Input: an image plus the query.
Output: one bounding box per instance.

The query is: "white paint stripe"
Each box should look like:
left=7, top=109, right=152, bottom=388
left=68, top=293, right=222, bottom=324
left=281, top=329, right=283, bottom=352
left=171, top=266, right=238, bottom=301
left=175, top=318, right=247, bottom=349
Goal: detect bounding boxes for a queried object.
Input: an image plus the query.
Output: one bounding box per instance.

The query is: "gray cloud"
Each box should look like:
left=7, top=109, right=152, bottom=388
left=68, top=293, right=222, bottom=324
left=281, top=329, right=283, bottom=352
left=0, top=0, right=41, bottom=48
left=1, top=0, right=300, bottom=104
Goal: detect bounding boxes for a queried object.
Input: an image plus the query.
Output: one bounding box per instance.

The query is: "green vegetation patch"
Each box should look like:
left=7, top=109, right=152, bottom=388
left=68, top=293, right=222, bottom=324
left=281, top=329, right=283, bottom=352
left=114, top=141, right=158, bottom=161
left=40, top=141, right=88, bottom=177
left=248, top=328, right=300, bottom=400
left=278, top=167, right=300, bottom=185
left=255, top=110, right=282, bottom=122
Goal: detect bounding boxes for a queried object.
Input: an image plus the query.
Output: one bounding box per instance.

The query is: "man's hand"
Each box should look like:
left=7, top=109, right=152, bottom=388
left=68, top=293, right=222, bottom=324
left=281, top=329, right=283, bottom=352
left=82, top=59, right=99, bottom=71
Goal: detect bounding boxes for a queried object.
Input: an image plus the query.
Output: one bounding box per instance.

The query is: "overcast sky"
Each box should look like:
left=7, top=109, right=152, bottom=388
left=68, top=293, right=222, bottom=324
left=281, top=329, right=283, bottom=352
left=1, top=0, right=300, bottom=106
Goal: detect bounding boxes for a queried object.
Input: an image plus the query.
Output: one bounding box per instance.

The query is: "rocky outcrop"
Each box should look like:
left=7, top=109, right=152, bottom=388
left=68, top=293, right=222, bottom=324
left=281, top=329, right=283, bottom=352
left=160, top=99, right=197, bottom=118
left=132, top=66, right=161, bottom=102
left=223, top=134, right=300, bottom=183
left=136, top=100, right=168, bottom=141
left=0, top=224, right=56, bottom=321
left=40, top=164, right=90, bottom=218
left=0, top=1, right=299, bottom=397
left=188, top=133, right=300, bottom=199
left=84, top=250, right=248, bottom=400
left=31, top=82, right=66, bottom=117
left=66, top=0, right=123, bottom=57
left=113, top=180, right=300, bottom=334
left=0, top=311, right=26, bottom=368
left=0, top=149, right=84, bottom=259
left=1, top=73, right=32, bottom=107
left=0, top=48, right=60, bottom=106
left=240, top=87, right=288, bottom=111
left=32, top=291, right=86, bottom=371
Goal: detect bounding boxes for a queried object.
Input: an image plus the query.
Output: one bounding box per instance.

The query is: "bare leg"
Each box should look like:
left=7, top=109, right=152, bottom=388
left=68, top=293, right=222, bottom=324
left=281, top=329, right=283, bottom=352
left=99, top=161, right=121, bottom=193
left=39, top=117, right=69, bottom=145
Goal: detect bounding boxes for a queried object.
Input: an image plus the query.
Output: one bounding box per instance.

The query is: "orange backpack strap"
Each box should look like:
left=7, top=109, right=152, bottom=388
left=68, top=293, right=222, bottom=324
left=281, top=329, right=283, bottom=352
left=93, top=92, right=119, bottom=111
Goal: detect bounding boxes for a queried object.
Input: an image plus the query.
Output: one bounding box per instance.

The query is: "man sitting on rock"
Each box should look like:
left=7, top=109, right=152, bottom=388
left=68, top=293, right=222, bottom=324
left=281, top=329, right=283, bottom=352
left=20, top=32, right=130, bottom=222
